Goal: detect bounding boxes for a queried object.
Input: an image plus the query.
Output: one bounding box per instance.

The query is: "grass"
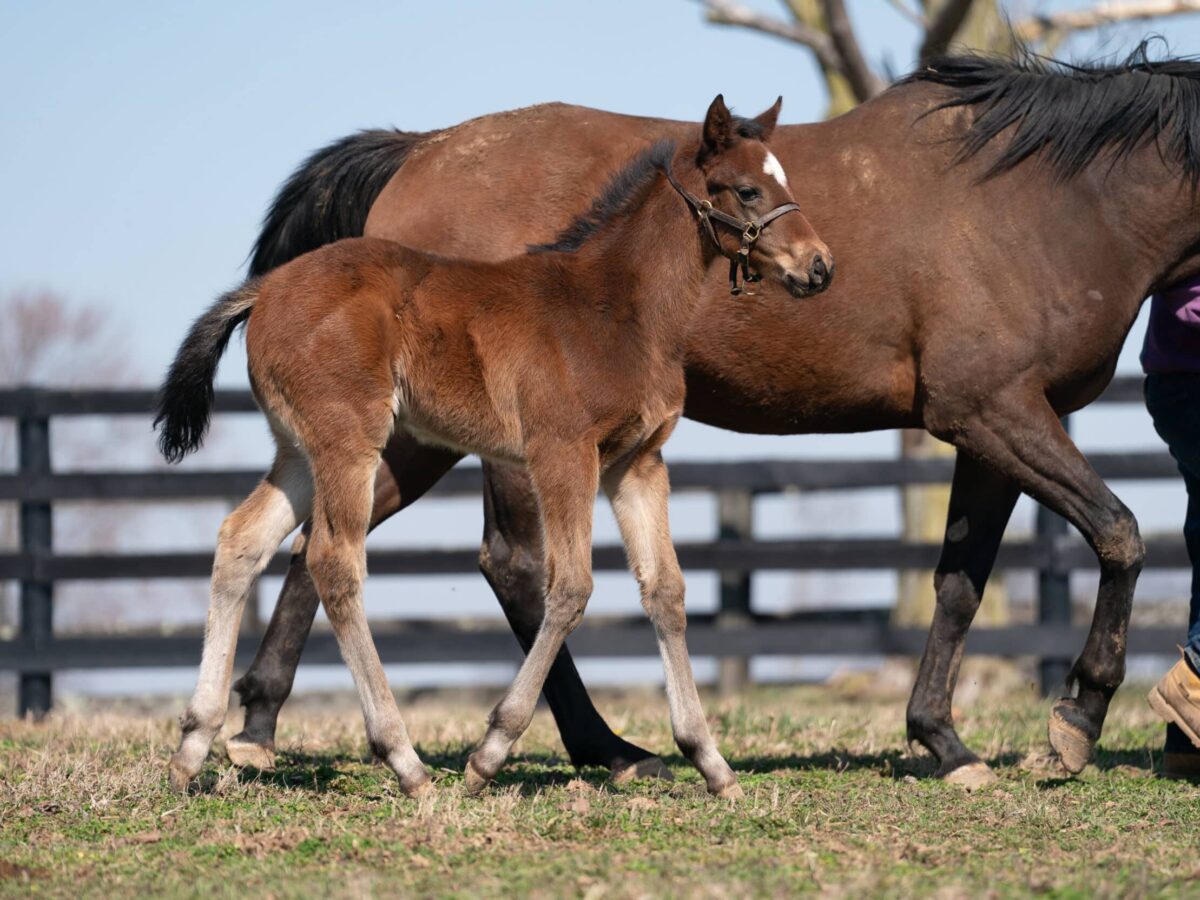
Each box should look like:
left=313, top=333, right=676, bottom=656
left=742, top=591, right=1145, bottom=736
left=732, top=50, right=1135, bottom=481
left=2, top=677, right=1199, bottom=898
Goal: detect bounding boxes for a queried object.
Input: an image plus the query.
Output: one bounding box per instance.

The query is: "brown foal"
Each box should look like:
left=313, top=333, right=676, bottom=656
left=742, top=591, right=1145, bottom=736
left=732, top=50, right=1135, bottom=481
left=156, top=96, right=830, bottom=797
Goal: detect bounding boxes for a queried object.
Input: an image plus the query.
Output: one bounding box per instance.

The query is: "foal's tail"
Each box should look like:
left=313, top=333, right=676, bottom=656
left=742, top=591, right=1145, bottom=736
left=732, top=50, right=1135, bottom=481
left=247, top=128, right=432, bottom=277
left=154, top=282, right=259, bottom=463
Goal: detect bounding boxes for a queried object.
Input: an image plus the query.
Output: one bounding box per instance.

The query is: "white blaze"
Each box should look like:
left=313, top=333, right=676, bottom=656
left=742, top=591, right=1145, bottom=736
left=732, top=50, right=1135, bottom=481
left=763, top=151, right=788, bottom=188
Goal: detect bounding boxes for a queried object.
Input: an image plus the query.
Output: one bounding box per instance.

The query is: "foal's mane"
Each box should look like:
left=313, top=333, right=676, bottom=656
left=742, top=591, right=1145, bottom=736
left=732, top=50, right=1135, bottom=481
left=531, top=115, right=772, bottom=255
left=906, top=41, right=1200, bottom=183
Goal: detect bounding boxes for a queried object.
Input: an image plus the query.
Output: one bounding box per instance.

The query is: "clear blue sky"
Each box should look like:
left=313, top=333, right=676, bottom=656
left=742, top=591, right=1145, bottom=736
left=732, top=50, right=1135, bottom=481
left=3, top=1, right=1198, bottom=383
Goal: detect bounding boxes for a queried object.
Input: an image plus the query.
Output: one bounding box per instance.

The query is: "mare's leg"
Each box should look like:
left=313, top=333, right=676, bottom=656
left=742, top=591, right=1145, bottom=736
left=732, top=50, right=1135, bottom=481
left=227, top=437, right=460, bottom=769
left=465, top=443, right=598, bottom=793
left=604, top=450, right=740, bottom=797
left=305, top=446, right=431, bottom=796
left=479, top=460, right=669, bottom=780
left=905, top=452, right=1019, bottom=788
left=169, top=447, right=312, bottom=791
left=929, top=388, right=1144, bottom=774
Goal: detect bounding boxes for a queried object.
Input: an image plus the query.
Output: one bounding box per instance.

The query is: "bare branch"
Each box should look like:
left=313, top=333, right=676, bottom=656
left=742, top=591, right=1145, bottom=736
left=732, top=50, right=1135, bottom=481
left=697, top=0, right=844, bottom=73
left=919, top=0, right=978, bottom=62
left=819, top=0, right=888, bottom=100
left=885, top=0, right=929, bottom=28
left=1016, top=0, right=1200, bottom=42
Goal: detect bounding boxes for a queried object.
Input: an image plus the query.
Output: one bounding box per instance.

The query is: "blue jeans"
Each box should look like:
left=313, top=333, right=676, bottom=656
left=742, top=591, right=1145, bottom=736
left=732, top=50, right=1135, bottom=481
left=1145, top=373, right=1200, bottom=751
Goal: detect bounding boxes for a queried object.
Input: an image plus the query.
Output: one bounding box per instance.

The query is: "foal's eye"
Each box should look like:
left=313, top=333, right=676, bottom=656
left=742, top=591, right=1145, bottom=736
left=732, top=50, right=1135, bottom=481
left=736, top=186, right=761, bottom=203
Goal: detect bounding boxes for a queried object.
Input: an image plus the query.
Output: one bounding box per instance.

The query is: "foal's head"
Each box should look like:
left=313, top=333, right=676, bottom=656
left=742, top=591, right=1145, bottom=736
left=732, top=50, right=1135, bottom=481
left=693, top=95, right=832, bottom=297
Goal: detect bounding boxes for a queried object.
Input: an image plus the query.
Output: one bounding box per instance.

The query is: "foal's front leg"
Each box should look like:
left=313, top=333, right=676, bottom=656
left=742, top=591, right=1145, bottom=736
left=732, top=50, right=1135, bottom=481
left=465, top=442, right=599, bottom=793
left=604, top=449, right=740, bottom=798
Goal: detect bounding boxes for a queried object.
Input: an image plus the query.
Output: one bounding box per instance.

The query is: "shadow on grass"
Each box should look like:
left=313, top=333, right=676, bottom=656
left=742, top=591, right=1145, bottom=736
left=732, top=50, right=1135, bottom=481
left=212, top=746, right=610, bottom=797
left=199, top=742, right=1164, bottom=796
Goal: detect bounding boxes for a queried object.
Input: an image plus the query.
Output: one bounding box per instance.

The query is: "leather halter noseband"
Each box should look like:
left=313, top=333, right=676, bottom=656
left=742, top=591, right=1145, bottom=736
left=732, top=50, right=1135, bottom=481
left=664, top=166, right=802, bottom=295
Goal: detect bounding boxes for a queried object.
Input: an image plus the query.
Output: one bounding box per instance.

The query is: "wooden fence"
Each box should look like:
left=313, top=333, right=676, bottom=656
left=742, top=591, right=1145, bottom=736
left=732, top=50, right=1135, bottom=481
left=0, top=378, right=1190, bottom=717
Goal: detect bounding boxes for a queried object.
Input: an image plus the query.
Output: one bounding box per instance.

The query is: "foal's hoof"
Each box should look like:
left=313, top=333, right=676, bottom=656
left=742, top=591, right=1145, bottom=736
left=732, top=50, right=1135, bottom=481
left=463, top=758, right=493, bottom=795
left=167, top=757, right=197, bottom=794
left=225, top=735, right=276, bottom=772
left=401, top=774, right=434, bottom=799
left=611, top=756, right=674, bottom=785
left=941, top=761, right=998, bottom=791
left=713, top=781, right=744, bottom=801
left=1048, top=702, right=1094, bottom=775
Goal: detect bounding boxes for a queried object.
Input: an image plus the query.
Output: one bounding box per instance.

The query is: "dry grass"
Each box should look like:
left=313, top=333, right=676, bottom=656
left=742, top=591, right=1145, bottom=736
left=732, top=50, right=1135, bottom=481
left=2, top=678, right=1199, bottom=898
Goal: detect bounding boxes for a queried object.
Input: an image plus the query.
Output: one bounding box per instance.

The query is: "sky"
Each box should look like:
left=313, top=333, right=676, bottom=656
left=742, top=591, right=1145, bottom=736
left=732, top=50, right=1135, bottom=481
left=2, top=1, right=1198, bottom=694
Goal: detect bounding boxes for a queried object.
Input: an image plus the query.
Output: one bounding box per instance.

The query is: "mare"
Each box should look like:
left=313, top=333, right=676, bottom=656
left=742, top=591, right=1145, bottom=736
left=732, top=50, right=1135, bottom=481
left=235, top=46, right=1200, bottom=787
left=156, top=97, right=830, bottom=796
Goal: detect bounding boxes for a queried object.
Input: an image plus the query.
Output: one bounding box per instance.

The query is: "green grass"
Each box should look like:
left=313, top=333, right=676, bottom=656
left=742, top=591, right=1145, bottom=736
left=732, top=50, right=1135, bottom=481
left=2, top=679, right=1198, bottom=898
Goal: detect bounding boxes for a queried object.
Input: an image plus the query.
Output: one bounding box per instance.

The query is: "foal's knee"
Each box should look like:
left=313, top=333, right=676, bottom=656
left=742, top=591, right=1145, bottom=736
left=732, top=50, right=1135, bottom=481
left=543, top=571, right=593, bottom=633
left=640, top=567, right=686, bottom=636
left=306, top=537, right=365, bottom=612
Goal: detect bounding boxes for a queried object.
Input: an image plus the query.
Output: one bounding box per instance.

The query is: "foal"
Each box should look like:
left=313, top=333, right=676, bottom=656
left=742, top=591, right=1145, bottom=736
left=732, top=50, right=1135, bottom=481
left=156, top=95, right=830, bottom=797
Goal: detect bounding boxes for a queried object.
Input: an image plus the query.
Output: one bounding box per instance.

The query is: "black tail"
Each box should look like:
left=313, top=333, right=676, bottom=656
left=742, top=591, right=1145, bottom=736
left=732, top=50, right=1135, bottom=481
left=154, top=283, right=259, bottom=462
left=248, top=128, right=431, bottom=277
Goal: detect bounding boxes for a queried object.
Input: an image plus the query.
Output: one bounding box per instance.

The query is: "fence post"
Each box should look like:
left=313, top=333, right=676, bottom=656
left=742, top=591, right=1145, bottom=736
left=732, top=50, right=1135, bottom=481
left=1037, top=416, right=1072, bottom=697
left=18, top=405, right=53, bottom=719
left=716, top=488, right=753, bottom=697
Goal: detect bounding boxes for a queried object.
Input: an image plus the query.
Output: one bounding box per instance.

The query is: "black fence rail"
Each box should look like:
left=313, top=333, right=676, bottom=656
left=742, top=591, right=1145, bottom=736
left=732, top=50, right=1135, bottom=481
left=0, top=378, right=1187, bottom=717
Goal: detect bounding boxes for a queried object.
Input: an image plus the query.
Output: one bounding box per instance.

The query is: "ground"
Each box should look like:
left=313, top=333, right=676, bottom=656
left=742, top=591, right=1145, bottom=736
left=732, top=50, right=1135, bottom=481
left=2, top=678, right=1198, bottom=898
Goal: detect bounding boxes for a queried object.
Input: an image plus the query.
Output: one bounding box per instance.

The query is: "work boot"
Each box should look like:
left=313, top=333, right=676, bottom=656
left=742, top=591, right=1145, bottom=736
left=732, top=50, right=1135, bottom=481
left=1148, top=654, right=1200, bottom=761
left=1163, top=723, right=1200, bottom=780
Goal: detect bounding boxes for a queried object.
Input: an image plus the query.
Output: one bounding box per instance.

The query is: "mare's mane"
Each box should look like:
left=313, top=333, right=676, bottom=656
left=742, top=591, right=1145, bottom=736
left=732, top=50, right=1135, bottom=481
left=905, top=41, right=1200, bottom=183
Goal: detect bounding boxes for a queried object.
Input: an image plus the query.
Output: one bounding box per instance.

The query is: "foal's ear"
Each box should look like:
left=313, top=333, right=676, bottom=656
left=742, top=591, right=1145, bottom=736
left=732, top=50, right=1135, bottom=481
left=754, top=96, right=783, bottom=141
left=702, top=94, right=733, bottom=155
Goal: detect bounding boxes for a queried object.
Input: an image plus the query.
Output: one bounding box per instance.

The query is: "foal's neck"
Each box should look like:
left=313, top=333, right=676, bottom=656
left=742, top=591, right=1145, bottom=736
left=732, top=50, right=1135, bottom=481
left=567, top=170, right=715, bottom=340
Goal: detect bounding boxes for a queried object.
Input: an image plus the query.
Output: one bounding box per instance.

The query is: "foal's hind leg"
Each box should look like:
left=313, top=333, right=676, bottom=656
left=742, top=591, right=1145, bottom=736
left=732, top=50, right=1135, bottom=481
left=169, top=448, right=312, bottom=791
left=604, top=450, right=740, bottom=798
left=930, top=389, right=1143, bottom=775
left=227, top=439, right=461, bottom=770
left=906, top=452, right=1019, bottom=788
left=305, top=448, right=431, bottom=797
left=465, top=442, right=599, bottom=793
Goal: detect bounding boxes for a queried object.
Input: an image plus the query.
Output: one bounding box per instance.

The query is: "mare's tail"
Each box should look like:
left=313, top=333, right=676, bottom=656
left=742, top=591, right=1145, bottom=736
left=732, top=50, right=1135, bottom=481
left=247, top=128, right=431, bottom=276
left=154, top=283, right=259, bottom=462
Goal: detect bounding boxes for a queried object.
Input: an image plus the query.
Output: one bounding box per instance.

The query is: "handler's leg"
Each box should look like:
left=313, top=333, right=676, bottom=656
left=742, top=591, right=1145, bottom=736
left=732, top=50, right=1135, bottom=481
left=480, top=461, right=669, bottom=780
left=1144, top=373, right=1200, bottom=773
left=905, top=451, right=1019, bottom=788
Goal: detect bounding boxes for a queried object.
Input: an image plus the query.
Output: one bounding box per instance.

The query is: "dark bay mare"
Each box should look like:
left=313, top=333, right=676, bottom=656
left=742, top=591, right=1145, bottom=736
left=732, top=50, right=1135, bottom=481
left=230, top=48, right=1200, bottom=788
left=158, top=98, right=829, bottom=796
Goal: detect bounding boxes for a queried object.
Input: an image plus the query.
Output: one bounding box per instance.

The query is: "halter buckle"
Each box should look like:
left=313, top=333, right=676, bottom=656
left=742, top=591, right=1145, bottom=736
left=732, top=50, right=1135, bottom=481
left=742, top=222, right=761, bottom=243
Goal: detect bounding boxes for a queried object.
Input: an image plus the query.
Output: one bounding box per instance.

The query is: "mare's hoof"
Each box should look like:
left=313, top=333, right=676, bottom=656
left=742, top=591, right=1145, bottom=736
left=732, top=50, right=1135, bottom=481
left=611, top=756, right=674, bottom=785
left=941, top=761, right=998, bottom=791
left=713, top=781, right=744, bottom=801
left=226, top=735, right=276, bottom=771
left=463, top=758, right=493, bottom=795
left=167, top=757, right=197, bottom=794
left=1048, top=704, right=1093, bottom=775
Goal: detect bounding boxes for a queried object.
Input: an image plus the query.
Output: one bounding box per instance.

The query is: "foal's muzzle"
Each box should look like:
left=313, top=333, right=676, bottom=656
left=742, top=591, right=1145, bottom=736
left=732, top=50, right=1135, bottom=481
left=783, top=254, right=833, bottom=298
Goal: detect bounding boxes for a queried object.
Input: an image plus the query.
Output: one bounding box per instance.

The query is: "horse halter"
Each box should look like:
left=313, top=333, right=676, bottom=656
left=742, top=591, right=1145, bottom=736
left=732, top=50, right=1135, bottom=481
left=664, top=166, right=803, bottom=295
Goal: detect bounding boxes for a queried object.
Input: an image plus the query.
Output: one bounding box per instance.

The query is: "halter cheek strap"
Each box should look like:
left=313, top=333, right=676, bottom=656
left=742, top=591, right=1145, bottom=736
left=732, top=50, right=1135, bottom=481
left=663, top=166, right=802, bottom=295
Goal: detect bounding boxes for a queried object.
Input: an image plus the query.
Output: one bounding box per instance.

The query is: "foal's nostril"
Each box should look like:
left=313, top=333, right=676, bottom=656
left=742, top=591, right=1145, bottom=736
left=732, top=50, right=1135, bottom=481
left=810, top=255, right=828, bottom=287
